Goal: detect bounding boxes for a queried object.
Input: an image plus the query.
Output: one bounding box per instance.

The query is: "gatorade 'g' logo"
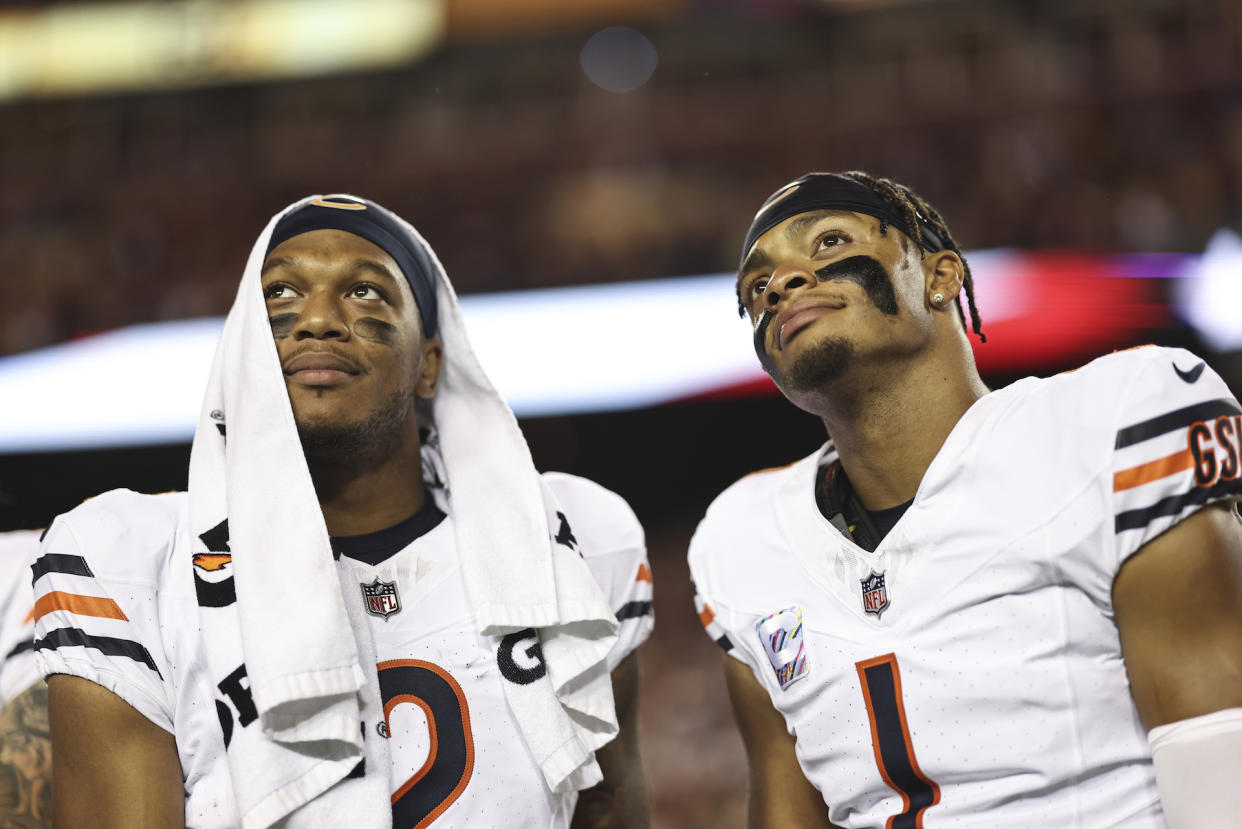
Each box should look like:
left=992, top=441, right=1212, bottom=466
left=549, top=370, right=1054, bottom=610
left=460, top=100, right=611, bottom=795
left=193, top=553, right=232, bottom=572
left=312, top=197, right=366, bottom=210
left=194, top=519, right=235, bottom=607
left=496, top=629, right=547, bottom=685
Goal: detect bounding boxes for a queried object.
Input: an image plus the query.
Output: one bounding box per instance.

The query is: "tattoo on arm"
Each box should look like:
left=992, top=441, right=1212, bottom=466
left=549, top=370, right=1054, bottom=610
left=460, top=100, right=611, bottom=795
left=0, top=681, right=52, bottom=829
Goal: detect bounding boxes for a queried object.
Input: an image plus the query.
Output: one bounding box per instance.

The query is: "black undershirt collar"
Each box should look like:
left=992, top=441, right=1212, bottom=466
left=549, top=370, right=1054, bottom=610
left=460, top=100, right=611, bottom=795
left=865, top=498, right=913, bottom=541
left=815, top=459, right=913, bottom=552
left=330, top=498, right=446, bottom=566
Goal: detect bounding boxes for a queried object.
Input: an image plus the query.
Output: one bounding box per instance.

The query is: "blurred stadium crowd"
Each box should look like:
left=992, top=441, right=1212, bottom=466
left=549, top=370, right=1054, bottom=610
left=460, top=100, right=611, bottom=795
left=2, top=0, right=1241, bottom=356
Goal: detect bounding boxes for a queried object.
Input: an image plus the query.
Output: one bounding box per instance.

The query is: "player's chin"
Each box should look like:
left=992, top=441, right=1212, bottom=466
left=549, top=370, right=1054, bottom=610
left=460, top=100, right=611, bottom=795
left=288, top=393, right=367, bottom=430
left=775, top=336, right=857, bottom=394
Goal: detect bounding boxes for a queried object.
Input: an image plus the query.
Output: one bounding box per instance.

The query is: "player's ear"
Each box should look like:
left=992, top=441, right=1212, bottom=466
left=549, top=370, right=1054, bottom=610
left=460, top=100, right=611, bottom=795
left=924, top=250, right=964, bottom=306
left=416, top=337, right=442, bottom=400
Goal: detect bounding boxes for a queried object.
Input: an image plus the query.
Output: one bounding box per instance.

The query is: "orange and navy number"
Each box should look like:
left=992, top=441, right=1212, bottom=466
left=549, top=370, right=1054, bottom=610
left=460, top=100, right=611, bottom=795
left=855, top=654, right=940, bottom=829
left=377, top=659, right=475, bottom=829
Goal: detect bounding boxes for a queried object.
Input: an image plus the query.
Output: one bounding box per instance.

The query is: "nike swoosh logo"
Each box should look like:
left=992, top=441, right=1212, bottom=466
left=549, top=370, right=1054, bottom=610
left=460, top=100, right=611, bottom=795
left=1172, top=361, right=1206, bottom=383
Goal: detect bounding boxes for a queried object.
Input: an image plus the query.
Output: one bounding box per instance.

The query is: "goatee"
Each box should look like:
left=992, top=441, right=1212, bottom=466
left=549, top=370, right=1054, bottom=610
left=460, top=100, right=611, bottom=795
left=297, top=390, right=413, bottom=468
left=780, top=336, right=857, bottom=392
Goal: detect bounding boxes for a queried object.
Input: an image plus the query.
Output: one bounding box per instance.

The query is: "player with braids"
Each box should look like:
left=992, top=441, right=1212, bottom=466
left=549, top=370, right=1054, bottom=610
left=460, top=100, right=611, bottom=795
left=838, top=171, right=985, bottom=343
left=695, top=170, right=1242, bottom=828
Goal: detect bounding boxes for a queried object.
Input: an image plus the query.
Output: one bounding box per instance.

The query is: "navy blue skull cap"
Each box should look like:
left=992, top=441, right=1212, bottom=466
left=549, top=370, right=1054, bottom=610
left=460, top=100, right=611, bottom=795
left=266, top=195, right=439, bottom=338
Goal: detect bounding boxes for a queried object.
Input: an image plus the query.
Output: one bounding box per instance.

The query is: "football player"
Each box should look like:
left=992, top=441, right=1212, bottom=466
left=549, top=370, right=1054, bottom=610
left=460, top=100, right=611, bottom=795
left=0, top=529, right=50, bottom=828
left=690, top=171, right=1242, bottom=828
left=34, top=197, right=653, bottom=827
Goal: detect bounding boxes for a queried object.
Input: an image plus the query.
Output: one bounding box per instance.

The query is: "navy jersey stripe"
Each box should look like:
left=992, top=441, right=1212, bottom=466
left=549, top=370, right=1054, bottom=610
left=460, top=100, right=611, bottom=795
left=5, top=638, right=33, bottom=661
left=714, top=634, right=734, bottom=652
left=31, top=553, right=94, bottom=583
left=33, top=627, right=162, bottom=679
left=615, top=600, right=653, bottom=621
left=1115, top=398, right=1241, bottom=449
left=1116, top=477, right=1242, bottom=532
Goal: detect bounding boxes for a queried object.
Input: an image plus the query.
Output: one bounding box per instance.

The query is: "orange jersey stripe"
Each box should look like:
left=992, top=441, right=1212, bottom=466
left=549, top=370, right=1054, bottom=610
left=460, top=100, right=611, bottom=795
left=33, top=591, right=128, bottom=623
left=636, top=563, right=653, bottom=583
left=1114, top=448, right=1195, bottom=492
left=698, top=603, right=716, bottom=628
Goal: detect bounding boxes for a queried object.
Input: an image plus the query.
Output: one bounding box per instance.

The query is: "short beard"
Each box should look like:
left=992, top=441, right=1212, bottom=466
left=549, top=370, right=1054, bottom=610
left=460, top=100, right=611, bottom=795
left=778, top=336, right=857, bottom=392
left=297, top=388, right=414, bottom=469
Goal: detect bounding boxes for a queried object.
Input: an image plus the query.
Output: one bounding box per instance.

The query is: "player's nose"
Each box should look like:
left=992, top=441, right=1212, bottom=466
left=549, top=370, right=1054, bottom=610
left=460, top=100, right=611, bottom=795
left=293, top=289, right=350, bottom=341
left=764, top=261, right=815, bottom=309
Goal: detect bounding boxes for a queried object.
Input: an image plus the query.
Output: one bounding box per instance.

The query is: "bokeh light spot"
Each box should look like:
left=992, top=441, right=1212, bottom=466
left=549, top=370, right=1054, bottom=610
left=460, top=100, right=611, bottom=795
left=579, top=27, right=658, bottom=93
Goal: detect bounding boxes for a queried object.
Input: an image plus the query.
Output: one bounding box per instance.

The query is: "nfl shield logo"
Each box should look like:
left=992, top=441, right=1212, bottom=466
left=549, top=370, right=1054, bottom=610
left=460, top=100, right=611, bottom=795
left=361, top=578, right=401, bottom=620
left=860, top=570, right=890, bottom=618
left=755, top=606, right=809, bottom=691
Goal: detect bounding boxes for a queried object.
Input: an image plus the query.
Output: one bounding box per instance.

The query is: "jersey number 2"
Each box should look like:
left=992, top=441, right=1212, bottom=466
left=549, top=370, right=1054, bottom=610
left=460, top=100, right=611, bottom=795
left=378, top=659, right=475, bottom=829
left=855, top=654, right=940, bottom=829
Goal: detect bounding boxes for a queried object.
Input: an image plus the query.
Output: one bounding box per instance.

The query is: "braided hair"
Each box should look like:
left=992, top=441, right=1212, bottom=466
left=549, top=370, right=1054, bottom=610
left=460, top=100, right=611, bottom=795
left=838, top=171, right=985, bottom=342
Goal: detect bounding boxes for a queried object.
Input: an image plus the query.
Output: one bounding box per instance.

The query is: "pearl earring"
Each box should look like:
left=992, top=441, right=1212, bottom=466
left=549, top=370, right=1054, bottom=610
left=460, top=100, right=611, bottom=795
left=932, top=293, right=944, bottom=304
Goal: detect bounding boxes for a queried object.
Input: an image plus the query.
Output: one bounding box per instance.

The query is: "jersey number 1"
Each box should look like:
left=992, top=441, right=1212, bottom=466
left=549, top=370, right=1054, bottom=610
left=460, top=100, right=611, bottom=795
left=378, top=659, right=475, bottom=829
left=855, top=654, right=940, bottom=829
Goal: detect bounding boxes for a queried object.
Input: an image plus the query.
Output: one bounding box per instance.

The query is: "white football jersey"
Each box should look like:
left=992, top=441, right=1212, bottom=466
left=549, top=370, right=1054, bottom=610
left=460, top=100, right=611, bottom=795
left=0, top=529, right=40, bottom=706
left=32, top=473, right=653, bottom=828
left=690, top=346, right=1242, bottom=829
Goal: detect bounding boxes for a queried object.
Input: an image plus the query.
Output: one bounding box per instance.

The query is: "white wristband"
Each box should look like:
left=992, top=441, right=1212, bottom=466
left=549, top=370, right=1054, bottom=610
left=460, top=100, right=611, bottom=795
left=1148, top=707, right=1242, bottom=829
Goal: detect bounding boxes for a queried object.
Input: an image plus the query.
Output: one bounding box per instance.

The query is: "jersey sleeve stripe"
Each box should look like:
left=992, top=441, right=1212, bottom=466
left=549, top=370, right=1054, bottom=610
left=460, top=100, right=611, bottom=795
left=1115, top=476, right=1242, bottom=532
left=1113, top=449, right=1195, bottom=492
left=635, top=563, right=652, bottom=583
left=693, top=598, right=736, bottom=652
left=616, top=600, right=653, bottom=621
left=33, top=627, right=163, bottom=678
left=33, top=591, right=129, bottom=624
left=30, top=553, right=95, bottom=582
left=1115, top=398, right=1242, bottom=449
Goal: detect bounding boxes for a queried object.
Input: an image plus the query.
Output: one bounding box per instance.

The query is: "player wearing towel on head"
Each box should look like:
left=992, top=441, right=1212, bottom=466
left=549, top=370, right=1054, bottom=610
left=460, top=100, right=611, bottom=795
left=34, top=196, right=653, bottom=828
left=689, top=171, right=1242, bottom=828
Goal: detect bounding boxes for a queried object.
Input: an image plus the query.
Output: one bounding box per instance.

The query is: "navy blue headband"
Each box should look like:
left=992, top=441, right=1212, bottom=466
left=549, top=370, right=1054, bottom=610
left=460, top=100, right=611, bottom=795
left=266, top=196, right=439, bottom=338
left=741, top=173, right=945, bottom=270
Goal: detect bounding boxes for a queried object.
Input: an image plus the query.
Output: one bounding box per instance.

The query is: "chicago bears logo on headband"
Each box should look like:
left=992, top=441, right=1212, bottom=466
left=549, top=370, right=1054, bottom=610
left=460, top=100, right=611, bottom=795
left=311, top=197, right=367, bottom=211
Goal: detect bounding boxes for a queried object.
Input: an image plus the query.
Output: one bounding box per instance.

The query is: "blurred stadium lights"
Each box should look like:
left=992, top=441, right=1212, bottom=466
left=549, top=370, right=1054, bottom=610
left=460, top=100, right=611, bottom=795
left=0, top=0, right=444, bottom=101
left=1, top=242, right=1236, bottom=454
left=1174, top=228, right=1242, bottom=353
left=444, top=0, right=677, bottom=39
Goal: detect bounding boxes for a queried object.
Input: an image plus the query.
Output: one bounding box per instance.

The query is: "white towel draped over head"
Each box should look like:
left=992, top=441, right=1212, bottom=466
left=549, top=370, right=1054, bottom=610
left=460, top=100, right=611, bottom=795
left=187, top=195, right=620, bottom=829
